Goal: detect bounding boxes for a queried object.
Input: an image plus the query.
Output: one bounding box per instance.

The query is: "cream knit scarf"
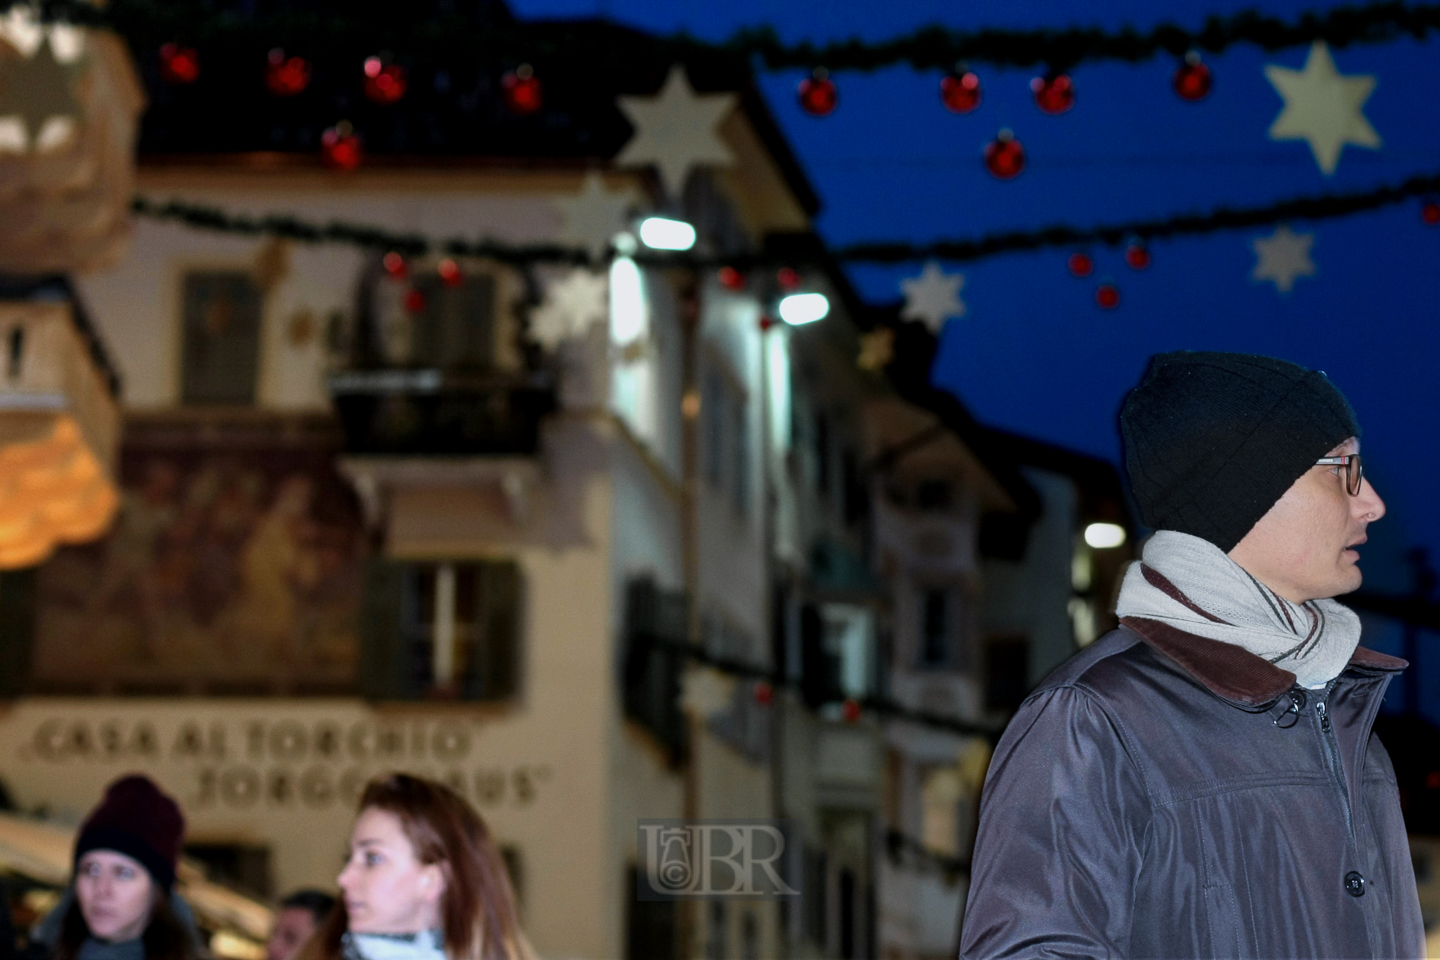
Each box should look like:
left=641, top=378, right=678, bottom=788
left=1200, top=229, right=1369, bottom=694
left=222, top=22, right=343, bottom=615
left=1115, top=530, right=1361, bottom=689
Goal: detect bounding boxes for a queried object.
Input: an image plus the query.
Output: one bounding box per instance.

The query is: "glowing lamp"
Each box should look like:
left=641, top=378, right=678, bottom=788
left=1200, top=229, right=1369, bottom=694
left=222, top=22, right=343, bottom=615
left=1084, top=522, right=1127, bottom=549
left=638, top=217, right=697, bottom=251
left=779, top=293, right=829, bottom=326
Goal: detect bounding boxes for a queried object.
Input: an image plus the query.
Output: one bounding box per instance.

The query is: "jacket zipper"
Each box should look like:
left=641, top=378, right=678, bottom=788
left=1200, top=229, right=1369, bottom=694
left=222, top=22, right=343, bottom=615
left=1315, top=694, right=1353, bottom=837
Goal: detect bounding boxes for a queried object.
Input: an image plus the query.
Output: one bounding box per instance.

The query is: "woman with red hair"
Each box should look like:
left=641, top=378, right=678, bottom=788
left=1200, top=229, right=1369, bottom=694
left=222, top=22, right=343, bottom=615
left=300, top=774, right=532, bottom=960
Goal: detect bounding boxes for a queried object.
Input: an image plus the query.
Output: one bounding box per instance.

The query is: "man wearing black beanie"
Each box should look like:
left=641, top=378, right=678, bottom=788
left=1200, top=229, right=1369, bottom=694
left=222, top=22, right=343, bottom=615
left=960, top=351, right=1421, bottom=959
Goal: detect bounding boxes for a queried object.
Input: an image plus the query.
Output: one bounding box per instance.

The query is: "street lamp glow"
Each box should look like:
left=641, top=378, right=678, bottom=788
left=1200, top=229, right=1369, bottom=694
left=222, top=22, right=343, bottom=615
left=779, top=292, right=829, bottom=325
left=638, top=217, right=697, bottom=251
left=1084, top=522, right=1127, bottom=549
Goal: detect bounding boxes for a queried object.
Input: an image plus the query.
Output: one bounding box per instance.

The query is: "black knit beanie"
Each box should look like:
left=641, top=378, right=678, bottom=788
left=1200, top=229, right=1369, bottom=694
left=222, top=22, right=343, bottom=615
left=1119, top=351, right=1360, bottom=553
left=74, top=775, right=185, bottom=891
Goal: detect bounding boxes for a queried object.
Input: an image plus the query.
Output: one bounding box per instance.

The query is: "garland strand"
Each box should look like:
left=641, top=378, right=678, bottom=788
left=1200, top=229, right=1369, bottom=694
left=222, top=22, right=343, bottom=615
left=132, top=167, right=1440, bottom=269
left=7, top=0, right=1440, bottom=71
left=644, top=635, right=1004, bottom=741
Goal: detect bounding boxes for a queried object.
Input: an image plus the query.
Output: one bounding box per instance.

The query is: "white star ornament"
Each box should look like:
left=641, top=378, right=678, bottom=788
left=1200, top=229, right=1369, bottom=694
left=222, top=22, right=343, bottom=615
left=1251, top=225, right=1316, bottom=294
left=1265, top=41, right=1380, bottom=175
left=530, top=268, right=610, bottom=349
left=899, top=261, right=966, bottom=333
left=615, top=66, right=737, bottom=196
left=553, top=172, right=638, bottom=261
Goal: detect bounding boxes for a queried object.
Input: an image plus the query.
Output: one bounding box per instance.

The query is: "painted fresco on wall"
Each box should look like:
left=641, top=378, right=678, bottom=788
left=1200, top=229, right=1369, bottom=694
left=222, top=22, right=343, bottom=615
left=32, top=418, right=366, bottom=693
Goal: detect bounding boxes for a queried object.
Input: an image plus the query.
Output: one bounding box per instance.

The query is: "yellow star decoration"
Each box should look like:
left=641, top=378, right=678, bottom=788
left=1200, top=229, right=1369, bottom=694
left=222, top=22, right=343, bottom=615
left=857, top=327, right=896, bottom=372
left=1265, top=41, right=1380, bottom=176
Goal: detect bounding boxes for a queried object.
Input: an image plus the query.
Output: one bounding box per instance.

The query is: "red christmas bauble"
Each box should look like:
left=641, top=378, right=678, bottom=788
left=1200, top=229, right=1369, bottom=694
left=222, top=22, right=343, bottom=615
left=984, top=130, right=1025, bottom=179
left=1096, top=283, right=1120, bottom=309
left=1124, top=243, right=1150, bottom=270
left=1173, top=53, right=1212, bottom=102
left=1423, top=202, right=1440, bottom=226
left=438, top=258, right=464, bottom=288
left=753, top=681, right=773, bottom=706
left=503, top=65, right=543, bottom=115
left=159, top=43, right=200, bottom=85
left=321, top=123, right=362, bottom=170
left=776, top=267, right=801, bottom=290
left=940, top=70, right=981, bottom=113
left=266, top=49, right=311, bottom=97
left=363, top=57, right=407, bottom=104
left=842, top=699, right=861, bottom=723
left=718, top=266, right=745, bottom=291
left=758, top=315, right=777, bottom=332
left=382, top=252, right=408, bottom=279
left=404, top=289, right=427, bottom=313
left=798, top=69, right=838, bottom=117
left=1068, top=252, right=1094, bottom=277
left=1031, top=73, right=1075, bottom=114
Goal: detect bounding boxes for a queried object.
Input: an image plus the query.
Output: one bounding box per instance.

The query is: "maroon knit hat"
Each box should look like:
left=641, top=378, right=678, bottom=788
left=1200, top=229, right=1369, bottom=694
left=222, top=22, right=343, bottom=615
left=74, top=775, right=185, bottom=890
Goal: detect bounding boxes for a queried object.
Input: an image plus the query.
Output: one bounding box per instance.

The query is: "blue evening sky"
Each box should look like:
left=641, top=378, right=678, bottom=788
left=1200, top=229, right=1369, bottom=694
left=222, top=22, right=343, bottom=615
left=513, top=0, right=1440, bottom=600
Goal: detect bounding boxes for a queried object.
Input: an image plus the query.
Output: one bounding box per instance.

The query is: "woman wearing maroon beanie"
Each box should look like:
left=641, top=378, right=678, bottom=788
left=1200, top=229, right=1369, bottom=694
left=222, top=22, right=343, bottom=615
left=45, top=775, right=198, bottom=960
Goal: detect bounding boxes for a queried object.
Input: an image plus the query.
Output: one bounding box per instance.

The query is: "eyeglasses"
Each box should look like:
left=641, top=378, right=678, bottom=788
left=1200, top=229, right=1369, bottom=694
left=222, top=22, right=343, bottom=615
left=1315, top=453, right=1364, bottom=496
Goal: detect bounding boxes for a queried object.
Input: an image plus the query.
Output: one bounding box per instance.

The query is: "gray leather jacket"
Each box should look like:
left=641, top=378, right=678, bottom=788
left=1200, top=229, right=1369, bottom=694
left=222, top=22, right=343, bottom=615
left=960, top=618, right=1424, bottom=959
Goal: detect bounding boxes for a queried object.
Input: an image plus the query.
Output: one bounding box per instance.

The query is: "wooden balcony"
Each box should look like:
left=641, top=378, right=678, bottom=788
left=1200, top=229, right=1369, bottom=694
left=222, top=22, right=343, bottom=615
left=328, top=368, right=556, bottom=457
left=0, top=280, right=123, bottom=568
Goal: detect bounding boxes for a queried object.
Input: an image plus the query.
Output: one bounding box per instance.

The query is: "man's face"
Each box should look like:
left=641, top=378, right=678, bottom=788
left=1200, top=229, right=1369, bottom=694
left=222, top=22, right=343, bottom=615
left=1228, top=437, right=1384, bottom=602
left=266, top=907, right=320, bottom=960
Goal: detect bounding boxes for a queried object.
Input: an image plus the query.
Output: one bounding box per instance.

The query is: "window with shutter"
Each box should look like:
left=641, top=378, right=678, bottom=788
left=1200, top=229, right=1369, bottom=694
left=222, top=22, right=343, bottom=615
left=181, top=271, right=262, bottom=405
left=407, top=274, right=497, bottom=370
left=361, top=558, right=521, bottom=702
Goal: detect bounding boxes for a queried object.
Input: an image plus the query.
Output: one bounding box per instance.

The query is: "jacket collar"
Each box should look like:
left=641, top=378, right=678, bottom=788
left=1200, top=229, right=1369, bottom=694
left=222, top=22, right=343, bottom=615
left=1120, top=615, right=1406, bottom=710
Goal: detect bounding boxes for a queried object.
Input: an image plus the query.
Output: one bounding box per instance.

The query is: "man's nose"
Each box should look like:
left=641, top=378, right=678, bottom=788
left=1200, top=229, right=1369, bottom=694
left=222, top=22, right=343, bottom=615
left=1357, top=478, right=1386, bottom=521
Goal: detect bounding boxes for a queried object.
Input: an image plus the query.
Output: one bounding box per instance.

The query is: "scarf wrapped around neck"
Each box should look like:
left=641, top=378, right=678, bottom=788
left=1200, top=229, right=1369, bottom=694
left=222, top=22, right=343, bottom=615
left=1115, top=530, right=1362, bottom=689
left=343, top=931, right=448, bottom=960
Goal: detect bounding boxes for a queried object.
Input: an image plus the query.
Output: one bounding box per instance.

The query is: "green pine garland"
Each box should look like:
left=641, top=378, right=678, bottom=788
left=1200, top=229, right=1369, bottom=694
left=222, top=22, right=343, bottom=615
left=131, top=167, right=1440, bottom=269
left=9, top=0, right=1440, bottom=71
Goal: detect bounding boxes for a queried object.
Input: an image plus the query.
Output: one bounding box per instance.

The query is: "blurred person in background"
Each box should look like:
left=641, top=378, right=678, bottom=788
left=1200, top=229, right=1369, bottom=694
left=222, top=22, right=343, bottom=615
left=37, top=775, right=200, bottom=960
left=298, top=774, right=532, bottom=960
left=266, top=891, right=334, bottom=960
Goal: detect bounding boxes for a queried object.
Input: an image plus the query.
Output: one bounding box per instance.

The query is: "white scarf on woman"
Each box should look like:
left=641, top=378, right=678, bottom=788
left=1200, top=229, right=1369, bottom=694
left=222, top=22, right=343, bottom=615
left=1115, top=530, right=1361, bottom=689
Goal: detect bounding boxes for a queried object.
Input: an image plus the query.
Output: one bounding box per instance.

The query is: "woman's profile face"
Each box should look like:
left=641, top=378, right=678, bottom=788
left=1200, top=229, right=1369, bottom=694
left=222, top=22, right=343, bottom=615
left=338, top=808, right=445, bottom=935
left=75, top=850, right=156, bottom=942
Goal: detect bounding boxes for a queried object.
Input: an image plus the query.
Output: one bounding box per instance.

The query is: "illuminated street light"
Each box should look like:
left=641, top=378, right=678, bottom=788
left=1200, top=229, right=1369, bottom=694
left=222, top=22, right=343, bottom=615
left=1084, top=522, right=1127, bottom=549
left=779, top=292, right=829, bottom=325
left=638, top=217, right=697, bottom=251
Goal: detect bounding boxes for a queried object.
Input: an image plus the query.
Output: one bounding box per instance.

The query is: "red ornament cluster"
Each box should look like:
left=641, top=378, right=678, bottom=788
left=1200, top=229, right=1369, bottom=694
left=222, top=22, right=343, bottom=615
left=503, top=64, right=543, bottom=115
left=1124, top=241, right=1150, bottom=270
left=266, top=49, right=311, bottom=97
left=798, top=68, right=838, bottom=117
left=718, top=266, right=746, bottom=291
left=363, top=57, right=407, bottom=104
left=1068, top=252, right=1094, bottom=277
left=321, top=122, right=362, bottom=170
left=984, top=129, right=1024, bottom=180
left=1095, top=283, right=1121, bottom=309
left=1173, top=52, right=1212, bottom=101
left=940, top=69, right=981, bottom=113
left=1030, top=73, right=1075, bottom=114
left=1422, top=201, right=1440, bottom=225
left=158, top=43, right=200, bottom=85
left=776, top=267, right=802, bottom=290
left=383, top=251, right=409, bottom=280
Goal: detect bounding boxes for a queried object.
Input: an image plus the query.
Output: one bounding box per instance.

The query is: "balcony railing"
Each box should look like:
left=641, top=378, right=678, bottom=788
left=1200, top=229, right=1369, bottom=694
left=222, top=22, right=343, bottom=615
left=328, top=368, right=555, bottom=456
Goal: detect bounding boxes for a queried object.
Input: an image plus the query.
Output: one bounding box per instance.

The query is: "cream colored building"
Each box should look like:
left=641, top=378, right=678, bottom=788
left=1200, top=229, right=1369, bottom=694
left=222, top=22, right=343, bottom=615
left=0, top=56, right=845, bottom=958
